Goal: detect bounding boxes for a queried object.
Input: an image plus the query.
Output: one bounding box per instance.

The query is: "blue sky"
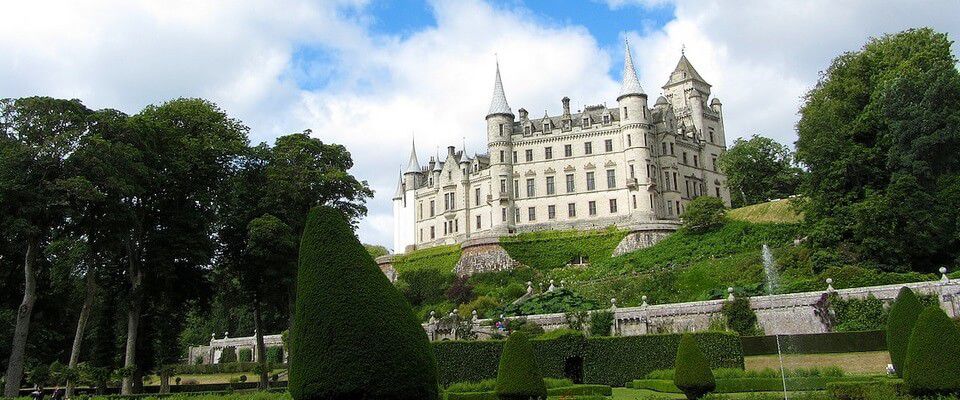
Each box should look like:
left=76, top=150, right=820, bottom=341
left=3, top=0, right=959, bottom=248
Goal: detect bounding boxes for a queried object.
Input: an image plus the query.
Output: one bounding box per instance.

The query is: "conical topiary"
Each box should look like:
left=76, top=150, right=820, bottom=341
left=904, top=305, right=960, bottom=396
left=495, top=332, right=547, bottom=400
left=288, top=207, right=438, bottom=400
left=674, top=334, right=716, bottom=400
left=886, top=287, right=923, bottom=377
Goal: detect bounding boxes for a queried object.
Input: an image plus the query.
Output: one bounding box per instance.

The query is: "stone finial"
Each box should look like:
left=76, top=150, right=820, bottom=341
left=223, top=331, right=229, bottom=339
left=826, top=278, right=835, bottom=292
left=641, top=295, right=649, bottom=307
left=548, top=279, right=556, bottom=292
left=940, top=267, right=949, bottom=283
left=429, top=311, right=437, bottom=324
left=526, top=281, right=533, bottom=294
left=610, top=298, right=617, bottom=310
left=210, top=333, right=216, bottom=343
left=560, top=280, right=565, bottom=288
left=726, top=287, right=735, bottom=302
left=472, top=309, right=478, bottom=318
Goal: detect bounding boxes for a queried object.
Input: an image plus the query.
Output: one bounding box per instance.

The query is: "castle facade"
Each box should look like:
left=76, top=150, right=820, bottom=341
left=392, top=43, right=730, bottom=253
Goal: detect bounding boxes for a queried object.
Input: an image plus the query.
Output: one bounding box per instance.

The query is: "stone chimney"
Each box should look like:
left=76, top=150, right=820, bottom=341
left=562, top=97, right=571, bottom=115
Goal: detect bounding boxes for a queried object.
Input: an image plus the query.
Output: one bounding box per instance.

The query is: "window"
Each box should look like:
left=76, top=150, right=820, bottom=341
left=586, top=172, right=596, bottom=191
left=693, top=155, right=699, bottom=168
left=676, top=201, right=681, bottom=214
left=630, top=165, right=636, bottom=179
left=548, top=205, right=556, bottom=220
left=609, top=198, right=618, bottom=213
left=501, top=207, right=507, bottom=222
left=475, top=188, right=481, bottom=205
left=430, top=225, right=436, bottom=239
left=606, top=169, right=616, bottom=188
left=512, top=151, right=518, bottom=163
left=528, top=207, right=536, bottom=221
left=499, top=123, right=504, bottom=136
left=605, top=139, right=613, bottom=152
left=455, top=219, right=458, bottom=232
left=633, top=195, right=637, bottom=209
left=683, top=152, right=688, bottom=165
left=545, top=146, right=553, bottom=159
left=582, top=117, right=589, bottom=126
left=420, top=229, right=423, bottom=241
left=627, top=134, right=632, bottom=147
left=673, top=172, right=678, bottom=190
left=476, top=215, right=482, bottom=229
left=667, top=202, right=673, bottom=216
left=543, top=122, right=550, bottom=132
left=499, top=151, right=505, bottom=163
left=515, top=208, right=520, bottom=222
left=584, top=142, right=593, bottom=155
left=603, top=115, right=610, bottom=124
left=513, top=180, right=519, bottom=198
left=712, top=156, right=717, bottom=171
left=565, top=174, right=575, bottom=193
left=662, top=142, right=667, bottom=155
left=526, top=178, right=535, bottom=197
left=623, top=107, right=628, bottom=119
left=500, top=179, right=506, bottom=194
left=664, top=172, right=670, bottom=189
left=568, top=203, right=577, bottom=217
left=716, top=186, right=721, bottom=197
left=588, top=201, right=597, bottom=216
left=448, top=171, right=452, bottom=180
left=430, top=200, right=435, bottom=217
left=443, top=222, right=447, bottom=235
left=564, top=144, right=573, bottom=157
left=709, top=128, right=715, bottom=143
left=649, top=194, right=654, bottom=208
left=524, top=126, right=531, bottom=135
left=546, top=176, right=555, bottom=195
left=670, top=143, right=675, bottom=155
left=525, top=149, right=533, bottom=162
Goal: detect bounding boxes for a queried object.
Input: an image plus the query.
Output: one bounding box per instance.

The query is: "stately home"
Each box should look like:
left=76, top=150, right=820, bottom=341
left=392, top=43, right=730, bottom=253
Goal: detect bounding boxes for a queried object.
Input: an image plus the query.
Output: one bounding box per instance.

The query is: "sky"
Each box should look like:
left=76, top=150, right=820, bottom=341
left=2, top=0, right=959, bottom=249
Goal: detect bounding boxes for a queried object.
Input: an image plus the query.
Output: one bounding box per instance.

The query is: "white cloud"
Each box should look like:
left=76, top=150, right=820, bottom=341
left=2, top=0, right=959, bottom=248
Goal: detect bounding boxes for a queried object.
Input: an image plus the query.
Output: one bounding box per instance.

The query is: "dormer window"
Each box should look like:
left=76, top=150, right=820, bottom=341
left=603, top=115, right=610, bottom=124
left=524, top=126, right=531, bottom=135
left=582, top=117, right=589, bottom=127
left=543, top=122, right=550, bottom=132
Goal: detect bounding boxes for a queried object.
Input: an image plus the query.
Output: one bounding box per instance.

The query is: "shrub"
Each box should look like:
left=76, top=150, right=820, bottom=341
left=681, top=197, right=727, bottom=233
left=588, top=311, right=614, bottom=337
left=674, top=334, right=716, bottom=400
left=446, top=275, right=476, bottom=305
left=460, top=296, right=501, bottom=319
left=495, top=332, right=547, bottom=400
left=398, top=267, right=454, bottom=306
left=218, top=346, right=237, bottom=364
left=288, top=207, right=438, bottom=400
left=501, top=288, right=600, bottom=316
left=904, top=305, right=960, bottom=396
left=833, top=295, right=887, bottom=332
left=721, top=297, right=761, bottom=336
left=886, top=287, right=923, bottom=378
left=238, top=348, right=253, bottom=363
left=266, top=346, right=284, bottom=364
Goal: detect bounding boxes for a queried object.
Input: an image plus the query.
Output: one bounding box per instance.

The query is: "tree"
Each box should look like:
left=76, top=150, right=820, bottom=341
left=904, top=305, right=960, bottom=395
left=0, top=97, right=92, bottom=397
left=674, top=334, right=716, bottom=400
left=680, top=196, right=726, bottom=233
left=796, top=28, right=960, bottom=271
left=495, top=332, right=547, bottom=400
left=288, top=207, right=438, bottom=400
left=886, top=287, right=923, bottom=378
left=717, top=135, right=803, bottom=207
left=364, top=244, right=389, bottom=259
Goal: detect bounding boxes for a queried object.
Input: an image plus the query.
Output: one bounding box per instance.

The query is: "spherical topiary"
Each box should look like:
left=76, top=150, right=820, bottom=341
left=495, top=332, right=547, bottom=400
left=904, top=305, right=960, bottom=396
left=288, top=207, right=438, bottom=400
left=674, top=333, right=716, bottom=400
left=886, top=287, right=923, bottom=377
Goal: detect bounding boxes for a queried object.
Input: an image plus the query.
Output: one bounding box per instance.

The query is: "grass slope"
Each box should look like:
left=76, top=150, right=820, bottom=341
left=727, top=199, right=802, bottom=224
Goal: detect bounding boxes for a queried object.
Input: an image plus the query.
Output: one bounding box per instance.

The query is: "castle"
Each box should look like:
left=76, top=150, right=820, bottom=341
left=392, top=43, right=730, bottom=254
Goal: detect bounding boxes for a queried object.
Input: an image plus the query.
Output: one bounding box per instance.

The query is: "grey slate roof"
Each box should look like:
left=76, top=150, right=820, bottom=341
left=487, top=62, right=513, bottom=116
left=404, top=139, right=420, bottom=174
left=664, top=54, right=708, bottom=87
left=619, top=40, right=645, bottom=98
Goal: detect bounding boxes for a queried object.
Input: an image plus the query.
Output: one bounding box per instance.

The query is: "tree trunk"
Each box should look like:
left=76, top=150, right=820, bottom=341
left=66, top=269, right=98, bottom=398
left=253, top=299, right=269, bottom=390
left=121, top=239, right=143, bottom=395
left=3, top=239, right=39, bottom=398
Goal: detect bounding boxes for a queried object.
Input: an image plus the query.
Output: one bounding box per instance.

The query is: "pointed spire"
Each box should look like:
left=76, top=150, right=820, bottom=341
left=404, top=137, right=420, bottom=174
left=393, top=170, right=404, bottom=199
left=618, top=39, right=645, bottom=100
left=664, top=51, right=708, bottom=88
left=487, top=61, right=513, bottom=117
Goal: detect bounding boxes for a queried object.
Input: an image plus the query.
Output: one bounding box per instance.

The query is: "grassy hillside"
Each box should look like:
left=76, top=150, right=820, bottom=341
left=391, top=244, right=461, bottom=274
left=727, top=198, right=802, bottom=224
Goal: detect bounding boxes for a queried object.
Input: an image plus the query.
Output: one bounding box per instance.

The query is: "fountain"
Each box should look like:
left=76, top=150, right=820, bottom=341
left=762, top=243, right=780, bottom=295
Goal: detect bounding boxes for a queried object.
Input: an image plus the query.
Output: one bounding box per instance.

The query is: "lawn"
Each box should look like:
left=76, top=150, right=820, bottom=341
left=727, top=199, right=802, bottom=224
left=144, top=370, right=287, bottom=385
left=745, top=352, right=890, bottom=375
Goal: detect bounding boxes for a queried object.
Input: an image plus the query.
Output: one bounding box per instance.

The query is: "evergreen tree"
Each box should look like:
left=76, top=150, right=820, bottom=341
left=674, top=334, right=716, bottom=400
left=886, top=287, right=923, bottom=377
left=904, top=305, right=960, bottom=395
left=495, top=332, right=547, bottom=400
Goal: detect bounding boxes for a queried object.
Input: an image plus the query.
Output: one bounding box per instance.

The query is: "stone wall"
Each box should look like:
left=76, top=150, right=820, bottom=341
left=375, top=255, right=398, bottom=283
left=613, top=223, right=680, bottom=256
left=424, top=274, right=960, bottom=340
left=188, top=333, right=285, bottom=364
left=454, top=237, right=520, bottom=276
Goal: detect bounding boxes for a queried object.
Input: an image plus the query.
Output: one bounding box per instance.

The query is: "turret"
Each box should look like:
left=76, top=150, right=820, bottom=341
left=403, top=138, right=421, bottom=190
left=485, top=62, right=516, bottom=233
left=617, top=40, right=656, bottom=221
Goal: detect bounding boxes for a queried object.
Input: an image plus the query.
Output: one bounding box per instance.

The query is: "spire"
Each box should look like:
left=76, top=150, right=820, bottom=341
left=393, top=171, right=404, bottom=199
left=487, top=61, right=513, bottom=117
left=618, top=39, right=645, bottom=100
left=664, top=51, right=708, bottom=88
left=404, top=137, right=420, bottom=174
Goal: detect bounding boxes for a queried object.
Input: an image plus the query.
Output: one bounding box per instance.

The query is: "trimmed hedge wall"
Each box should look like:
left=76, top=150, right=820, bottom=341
left=433, top=331, right=743, bottom=387
left=632, top=376, right=872, bottom=393
left=500, top=228, right=628, bottom=270
left=740, top=330, right=886, bottom=356
left=446, top=385, right=612, bottom=400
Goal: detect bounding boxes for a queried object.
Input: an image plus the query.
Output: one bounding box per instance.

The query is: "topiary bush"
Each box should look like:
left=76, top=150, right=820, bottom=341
left=721, top=297, right=762, bottom=336
left=218, top=346, right=237, bottom=364
left=288, top=207, right=438, bottom=400
left=495, top=332, right=547, bottom=400
left=238, top=348, right=253, bottom=363
left=904, top=305, right=960, bottom=396
left=674, top=334, right=716, bottom=400
left=886, top=287, right=923, bottom=378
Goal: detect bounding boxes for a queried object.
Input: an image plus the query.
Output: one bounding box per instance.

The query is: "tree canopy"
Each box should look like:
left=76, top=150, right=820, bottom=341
left=717, top=135, right=803, bottom=208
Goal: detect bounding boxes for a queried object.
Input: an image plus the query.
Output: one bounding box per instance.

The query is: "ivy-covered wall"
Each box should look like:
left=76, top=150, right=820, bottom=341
left=500, top=228, right=629, bottom=270
left=391, top=244, right=462, bottom=274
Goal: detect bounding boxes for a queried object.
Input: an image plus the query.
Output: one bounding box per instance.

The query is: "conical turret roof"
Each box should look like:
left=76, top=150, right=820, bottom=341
left=404, top=138, right=420, bottom=174
left=664, top=53, right=708, bottom=88
left=619, top=40, right=645, bottom=99
left=487, top=62, right=513, bottom=117
left=393, top=173, right=404, bottom=199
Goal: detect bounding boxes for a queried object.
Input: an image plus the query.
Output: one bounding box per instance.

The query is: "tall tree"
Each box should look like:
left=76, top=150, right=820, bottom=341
left=0, top=97, right=92, bottom=397
left=717, top=135, right=803, bottom=207
left=795, top=28, right=960, bottom=271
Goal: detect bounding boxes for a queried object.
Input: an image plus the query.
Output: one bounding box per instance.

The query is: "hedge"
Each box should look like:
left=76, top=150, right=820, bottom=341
left=826, top=380, right=904, bottom=400
left=495, top=332, right=547, bottom=400
left=433, top=331, right=743, bottom=387
left=288, top=207, right=438, bottom=400
left=237, top=348, right=253, bottom=363
left=740, top=330, right=886, bottom=356
left=904, top=305, right=960, bottom=395
left=445, top=385, right=612, bottom=400
left=674, top=334, right=716, bottom=399
left=632, top=376, right=873, bottom=393
left=886, top=287, right=923, bottom=378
